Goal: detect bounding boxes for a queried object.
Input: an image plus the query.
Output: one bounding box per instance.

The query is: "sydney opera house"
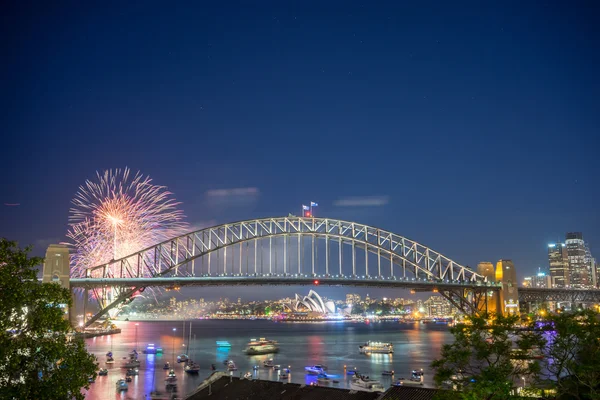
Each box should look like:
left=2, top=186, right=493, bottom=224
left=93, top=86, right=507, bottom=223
left=288, top=290, right=336, bottom=314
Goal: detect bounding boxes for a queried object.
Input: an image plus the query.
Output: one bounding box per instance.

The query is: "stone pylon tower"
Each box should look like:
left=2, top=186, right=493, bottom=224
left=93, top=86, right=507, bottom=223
left=42, top=244, right=75, bottom=325
left=477, top=262, right=498, bottom=314
left=495, top=259, right=519, bottom=315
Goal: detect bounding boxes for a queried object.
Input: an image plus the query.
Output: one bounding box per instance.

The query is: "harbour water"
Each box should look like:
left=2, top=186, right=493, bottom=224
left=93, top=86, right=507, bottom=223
left=84, top=319, right=453, bottom=399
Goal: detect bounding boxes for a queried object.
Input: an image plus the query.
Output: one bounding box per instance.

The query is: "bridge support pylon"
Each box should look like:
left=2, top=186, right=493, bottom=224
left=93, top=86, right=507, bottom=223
left=476, top=260, right=519, bottom=316
left=42, top=244, right=76, bottom=327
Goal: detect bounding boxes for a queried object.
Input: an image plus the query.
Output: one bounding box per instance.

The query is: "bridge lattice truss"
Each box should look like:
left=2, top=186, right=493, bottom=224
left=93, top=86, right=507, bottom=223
left=80, top=216, right=488, bottom=326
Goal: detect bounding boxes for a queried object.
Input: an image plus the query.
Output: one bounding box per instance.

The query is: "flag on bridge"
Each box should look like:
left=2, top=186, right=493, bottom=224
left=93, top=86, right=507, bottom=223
left=302, top=205, right=310, bottom=210
left=311, top=202, right=318, bottom=207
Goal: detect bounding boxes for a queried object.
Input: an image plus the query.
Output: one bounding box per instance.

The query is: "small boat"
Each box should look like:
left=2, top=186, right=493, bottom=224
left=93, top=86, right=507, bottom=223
left=167, top=369, right=176, bottom=379
left=263, top=359, right=274, bottom=368
left=106, top=356, right=115, bottom=364
left=98, top=368, right=108, bottom=376
left=126, top=368, right=138, bottom=376
left=149, top=391, right=171, bottom=400
left=121, top=358, right=140, bottom=368
left=227, top=361, right=238, bottom=371
left=382, top=370, right=394, bottom=376
left=163, top=362, right=170, bottom=370
left=144, top=344, right=157, bottom=354
left=349, top=375, right=385, bottom=392
left=304, top=365, right=327, bottom=375
left=116, top=379, right=128, bottom=391
left=279, top=371, right=289, bottom=379
left=177, top=354, right=189, bottom=363
left=317, top=373, right=330, bottom=384
left=129, top=349, right=138, bottom=357
left=412, top=369, right=424, bottom=377
left=88, top=376, right=95, bottom=383
left=185, top=362, right=200, bottom=374
left=274, top=365, right=281, bottom=370
left=243, top=372, right=252, bottom=379
left=125, top=376, right=132, bottom=382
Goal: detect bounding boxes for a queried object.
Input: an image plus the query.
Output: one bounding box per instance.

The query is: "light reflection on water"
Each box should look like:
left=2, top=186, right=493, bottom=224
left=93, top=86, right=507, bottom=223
left=84, top=320, right=452, bottom=399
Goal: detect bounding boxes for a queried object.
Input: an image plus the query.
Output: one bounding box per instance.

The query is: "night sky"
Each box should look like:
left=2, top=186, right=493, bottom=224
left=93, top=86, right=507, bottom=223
left=2, top=2, right=599, bottom=301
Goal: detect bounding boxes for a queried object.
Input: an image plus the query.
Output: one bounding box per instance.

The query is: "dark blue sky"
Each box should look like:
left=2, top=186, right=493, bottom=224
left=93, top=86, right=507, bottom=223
left=2, top=1, right=599, bottom=300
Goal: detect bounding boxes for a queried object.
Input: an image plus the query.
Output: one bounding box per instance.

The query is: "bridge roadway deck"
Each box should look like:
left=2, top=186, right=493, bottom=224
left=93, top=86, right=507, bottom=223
left=70, top=276, right=500, bottom=291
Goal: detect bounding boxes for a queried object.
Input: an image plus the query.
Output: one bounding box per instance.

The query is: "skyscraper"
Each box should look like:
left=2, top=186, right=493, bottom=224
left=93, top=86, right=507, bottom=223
left=548, top=243, right=569, bottom=288
left=566, top=232, right=589, bottom=288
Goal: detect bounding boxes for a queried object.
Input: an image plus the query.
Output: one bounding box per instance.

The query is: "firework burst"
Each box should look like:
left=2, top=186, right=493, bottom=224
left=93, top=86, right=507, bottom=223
left=67, top=168, right=188, bottom=278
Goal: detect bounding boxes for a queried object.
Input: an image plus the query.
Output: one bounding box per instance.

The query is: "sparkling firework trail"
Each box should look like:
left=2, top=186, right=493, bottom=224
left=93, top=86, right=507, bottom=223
left=66, top=168, right=188, bottom=279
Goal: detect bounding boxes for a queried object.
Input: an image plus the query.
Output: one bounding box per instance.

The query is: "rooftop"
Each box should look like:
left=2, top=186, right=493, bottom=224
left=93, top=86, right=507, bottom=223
left=186, top=374, right=381, bottom=400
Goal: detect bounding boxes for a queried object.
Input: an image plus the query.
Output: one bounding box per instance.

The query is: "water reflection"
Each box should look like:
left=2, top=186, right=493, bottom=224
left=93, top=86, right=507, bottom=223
left=84, top=320, right=452, bottom=399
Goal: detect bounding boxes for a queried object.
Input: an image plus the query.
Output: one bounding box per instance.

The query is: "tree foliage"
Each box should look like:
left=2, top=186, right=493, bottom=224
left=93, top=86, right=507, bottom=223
left=431, top=312, right=544, bottom=400
left=540, top=310, right=600, bottom=400
left=0, top=239, right=97, bottom=400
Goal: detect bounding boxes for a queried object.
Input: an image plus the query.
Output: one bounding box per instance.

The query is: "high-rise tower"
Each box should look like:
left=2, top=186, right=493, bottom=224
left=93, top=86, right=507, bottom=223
left=548, top=243, right=569, bottom=288
left=566, top=232, right=589, bottom=288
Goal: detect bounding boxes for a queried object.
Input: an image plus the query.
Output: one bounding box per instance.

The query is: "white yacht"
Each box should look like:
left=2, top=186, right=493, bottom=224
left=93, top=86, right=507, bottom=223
left=350, top=375, right=385, bottom=392
left=358, top=341, right=394, bottom=354
left=245, top=338, right=280, bottom=355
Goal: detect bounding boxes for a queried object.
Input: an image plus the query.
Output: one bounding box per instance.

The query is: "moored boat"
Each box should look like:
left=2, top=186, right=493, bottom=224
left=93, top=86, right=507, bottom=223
left=263, top=359, right=274, bottom=368
left=116, top=379, right=128, bottom=391
left=304, top=365, right=327, bottom=375
left=349, top=375, right=385, bottom=392
left=185, top=362, right=200, bottom=374
left=177, top=354, right=189, bottom=363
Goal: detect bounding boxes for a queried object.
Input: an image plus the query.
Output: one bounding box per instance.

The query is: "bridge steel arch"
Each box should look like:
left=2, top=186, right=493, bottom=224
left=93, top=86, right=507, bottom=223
left=80, top=216, right=488, bottom=326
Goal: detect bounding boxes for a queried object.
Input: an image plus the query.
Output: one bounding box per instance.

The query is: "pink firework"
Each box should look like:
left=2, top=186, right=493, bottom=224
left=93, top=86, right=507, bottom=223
left=66, top=168, right=188, bottom=278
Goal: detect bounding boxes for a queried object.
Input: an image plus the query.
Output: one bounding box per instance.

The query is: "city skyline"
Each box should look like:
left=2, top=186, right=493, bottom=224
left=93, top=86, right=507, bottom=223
left=2, top=2, right=599, bottom=302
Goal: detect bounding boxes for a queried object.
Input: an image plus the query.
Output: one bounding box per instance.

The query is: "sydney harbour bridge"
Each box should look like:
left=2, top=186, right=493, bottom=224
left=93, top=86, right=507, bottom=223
left=42, top=216, right=600, bottom=328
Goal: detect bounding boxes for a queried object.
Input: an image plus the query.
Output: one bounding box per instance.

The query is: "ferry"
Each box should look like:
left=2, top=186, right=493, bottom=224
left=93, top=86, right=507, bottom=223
left=245, top=338, right=280, bottom=355
left=359, top=341, right=394, bottom=354
left=304, top=365, right=327, bottom=375
left=349, top=375, right=385, bottom=392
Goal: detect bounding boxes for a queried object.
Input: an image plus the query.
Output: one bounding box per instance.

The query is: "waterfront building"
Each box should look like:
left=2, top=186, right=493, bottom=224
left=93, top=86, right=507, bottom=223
left=533, top=270, right=552, bottom=288
left=293, top=290, right=336, bottom=314
left=424, top=296, right=454, bottom=317
left=566, top=232, right=590, bottom=288
left=548, top=243, right=569, bottom=288
left=523, top=269, right=552, bottom=289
